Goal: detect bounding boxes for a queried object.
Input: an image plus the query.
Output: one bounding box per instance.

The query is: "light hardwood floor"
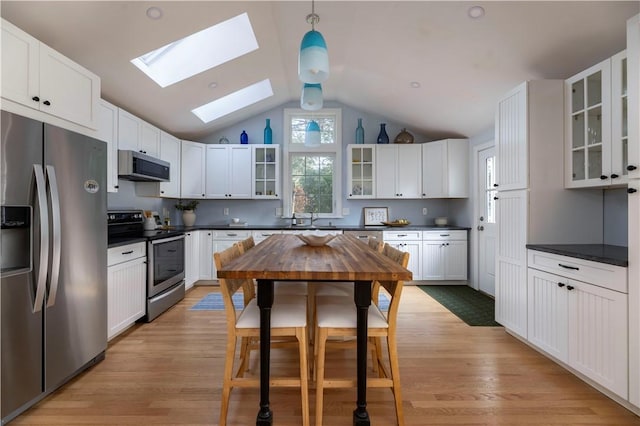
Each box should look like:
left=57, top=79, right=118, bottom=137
left=11, top=286, right=640, bottom=425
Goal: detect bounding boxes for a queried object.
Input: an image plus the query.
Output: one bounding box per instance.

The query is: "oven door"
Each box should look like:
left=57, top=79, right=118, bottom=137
left=147, top=235, right=185, bottom=298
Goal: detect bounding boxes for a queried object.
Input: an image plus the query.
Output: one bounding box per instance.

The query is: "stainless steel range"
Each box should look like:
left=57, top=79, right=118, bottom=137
left=107, top=210, right=185, bottom=322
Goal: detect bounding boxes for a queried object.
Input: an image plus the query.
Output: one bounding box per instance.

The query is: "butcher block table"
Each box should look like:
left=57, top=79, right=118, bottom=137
left=217, top=233, right=412, bottom=425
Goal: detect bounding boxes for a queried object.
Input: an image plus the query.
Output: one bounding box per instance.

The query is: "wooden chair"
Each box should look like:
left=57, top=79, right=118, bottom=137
left=313, top=244, right=409, bottom=426
left=214, top=244, right=310, bottom=426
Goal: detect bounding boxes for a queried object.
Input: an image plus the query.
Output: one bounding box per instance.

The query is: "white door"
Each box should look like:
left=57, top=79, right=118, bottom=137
left=478, top=146, right=497, bottom=296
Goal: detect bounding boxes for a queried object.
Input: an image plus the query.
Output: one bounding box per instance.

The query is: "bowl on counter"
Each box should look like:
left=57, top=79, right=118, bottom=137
left=434, top=217, right=448, bottom=226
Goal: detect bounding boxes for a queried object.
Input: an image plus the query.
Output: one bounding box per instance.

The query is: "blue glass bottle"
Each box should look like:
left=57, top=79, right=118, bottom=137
left=355, top=118, right=364, bottom=144
left=377, top=123, right=389, bottom=144
left=240, top=130, right=248, bottom=144
left=264, top=119, right=272, bottom=145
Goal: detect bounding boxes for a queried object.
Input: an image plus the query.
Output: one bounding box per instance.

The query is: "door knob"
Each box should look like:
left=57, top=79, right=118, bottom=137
left=477, top=225, right=484, bottom=231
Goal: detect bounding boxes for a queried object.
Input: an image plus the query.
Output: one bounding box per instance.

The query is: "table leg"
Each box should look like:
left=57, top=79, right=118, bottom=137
left=256, top=279, right=274, bottom=425
left=353, top=280, right=371, bottom=426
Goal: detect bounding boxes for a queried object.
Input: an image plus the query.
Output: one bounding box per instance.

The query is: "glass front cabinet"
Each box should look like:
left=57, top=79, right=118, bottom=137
left=565, top=51, right=628, bottom=188
left=347, top=144, right=376, bottom=198
left=252, top=145, right=280, bottom=199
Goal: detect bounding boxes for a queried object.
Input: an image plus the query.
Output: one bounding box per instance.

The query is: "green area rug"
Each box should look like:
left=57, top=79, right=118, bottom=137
left=418, top=285, right=501, bottom=327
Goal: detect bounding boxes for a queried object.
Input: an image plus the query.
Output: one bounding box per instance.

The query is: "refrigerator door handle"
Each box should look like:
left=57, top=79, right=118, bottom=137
left=33, top=164, right=48, bottom=313
left=45, top=165, right=62, bottom=307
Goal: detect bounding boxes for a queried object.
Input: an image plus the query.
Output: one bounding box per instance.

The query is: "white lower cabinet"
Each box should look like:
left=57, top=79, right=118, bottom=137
left=184, top=231, right=200, bottom=290
left=211, top=230, right=252, bottom=279
left=528, top=250, right=628, bottom=399
left=384, top=230, right=422, bottom=281
left=422, top=230, right=467, bottom=280
left=107, top=242, right=146, bottom=340
left=198, top=230, right=214, bottom=280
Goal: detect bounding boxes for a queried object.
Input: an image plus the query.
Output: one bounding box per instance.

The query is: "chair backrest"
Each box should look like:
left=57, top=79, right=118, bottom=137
left=233, top=236, right=256, bottom=303
left=236, top=236, right=255, bottom=254
left=379, top=244, right=410, bottom=322
left=367, top=237, right=384, bottom=253
left=214, top=244, right=251, bottom=329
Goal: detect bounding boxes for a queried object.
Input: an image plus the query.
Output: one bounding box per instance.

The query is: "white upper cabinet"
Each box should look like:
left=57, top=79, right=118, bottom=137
left=627, top=15, right=640, bottom=180
left=158, top=132, right=181, bottom=198
left=347, top=144, right=376, bottom=198
left=564, top=51, right=631, bottom=189
left=565, top=58, right=613, bottom=187
left=96, top=99, right=119, bottom=193
left=252, top=145, right=280, bottom=199
left=180, top=140, right=206, bottom=199
left=422, top=138, right=469, bottom=198
left=1, top=18, right=100, bottom=129
left=136, top=131, right=181, bottom=198
left=117, top=108, right=160, bottom=157
left=495, top=82, right=528, bottom=191
left=375, top=144, right=422, bottom=199
left=205, top=145, right=252, bottom=199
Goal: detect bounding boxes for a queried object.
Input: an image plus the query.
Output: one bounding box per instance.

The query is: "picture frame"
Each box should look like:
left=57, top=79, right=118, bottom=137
left=363, top=207, right=389, bottom=226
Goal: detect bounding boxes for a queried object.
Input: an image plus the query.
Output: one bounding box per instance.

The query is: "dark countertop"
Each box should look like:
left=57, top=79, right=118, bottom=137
left=526, top=244, right=628, bottom=267
left=107, top=224, right=470, bottom=248
left=179, top=224, right=471, bottom=232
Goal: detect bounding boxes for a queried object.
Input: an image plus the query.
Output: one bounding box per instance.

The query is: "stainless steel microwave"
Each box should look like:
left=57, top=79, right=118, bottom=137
left=118, top=150, right=170, bottom=182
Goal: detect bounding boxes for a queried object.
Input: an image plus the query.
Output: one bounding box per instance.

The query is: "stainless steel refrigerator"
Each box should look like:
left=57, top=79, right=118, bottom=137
left=1, top=111, right=107, bottom=424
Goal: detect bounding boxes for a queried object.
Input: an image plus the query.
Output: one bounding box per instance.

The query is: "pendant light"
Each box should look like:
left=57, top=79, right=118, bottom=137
left=301, top=83, right=323, bottom=111
left=304, top=120, right=321, bottom=147
left=298, top=0, right=329, bottom=84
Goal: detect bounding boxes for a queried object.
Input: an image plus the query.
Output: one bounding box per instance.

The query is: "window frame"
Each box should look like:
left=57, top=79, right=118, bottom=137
left=282, top=108, right=343, bottom=219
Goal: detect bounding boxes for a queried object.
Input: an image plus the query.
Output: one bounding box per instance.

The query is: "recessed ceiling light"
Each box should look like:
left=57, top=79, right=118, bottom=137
left=146, top=6, right=163, bottom=20
left=410, top=82, right=421, bottom=89
left=192, top=79, right=274, bottom=123
left=208, top=82, right=218, bottom=89
left=131, top=13, right=258, bottom=88
left=468, top=6, right=485, bottom=19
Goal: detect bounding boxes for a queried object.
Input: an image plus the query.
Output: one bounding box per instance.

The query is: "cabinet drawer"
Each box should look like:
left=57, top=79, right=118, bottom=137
left=384, top=230, right=422, bottom=240
left=423, top=230, right=467, bottom=241
left=527, top=250, right=627, bottom=293
left=108, top=242, right=146, bottom=266
left=252, top=230, right=282, bottom=243
left=212, top=229, right=252, bottom=240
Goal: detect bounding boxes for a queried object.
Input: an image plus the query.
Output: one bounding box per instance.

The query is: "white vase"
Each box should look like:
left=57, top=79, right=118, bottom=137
left=182, top=210, right=196, bottom=227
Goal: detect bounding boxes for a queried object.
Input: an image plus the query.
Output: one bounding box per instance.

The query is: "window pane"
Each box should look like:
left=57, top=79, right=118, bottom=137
left=291, top=154, right=334, bottom=214
left=290, top=116, right=336, bottom=145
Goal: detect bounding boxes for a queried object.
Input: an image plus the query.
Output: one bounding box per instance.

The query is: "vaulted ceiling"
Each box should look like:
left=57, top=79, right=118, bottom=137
left=2, top=1, right=638, bottom=141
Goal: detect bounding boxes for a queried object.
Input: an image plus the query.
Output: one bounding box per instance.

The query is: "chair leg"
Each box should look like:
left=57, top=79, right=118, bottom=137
left=314, top=328, right=328, bottom=426
left=297, top=327, right=310, bottom=426
left=374, top=336, right=385, bottom=378
left=237, top=336, right=250, bottom=377
left=387, top=334, right=404, bottom=426
left=219, top=335, right=237, bottom=426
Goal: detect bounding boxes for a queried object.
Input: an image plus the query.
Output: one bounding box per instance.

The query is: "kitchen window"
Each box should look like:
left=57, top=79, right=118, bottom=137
left=283, top=108, right=342, bottom=218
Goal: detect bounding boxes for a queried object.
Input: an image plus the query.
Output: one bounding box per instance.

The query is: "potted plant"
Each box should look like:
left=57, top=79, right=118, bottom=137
left=175, top=200, right=199, bottom=227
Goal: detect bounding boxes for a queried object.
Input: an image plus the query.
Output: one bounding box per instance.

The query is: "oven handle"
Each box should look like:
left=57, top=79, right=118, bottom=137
left=149, top=234, right=185, bottom=245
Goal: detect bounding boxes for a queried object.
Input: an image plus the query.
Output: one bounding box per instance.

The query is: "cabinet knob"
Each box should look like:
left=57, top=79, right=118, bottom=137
left=43, top=100, right=51, bottom=106
left=599, top=175, right=608, bottom=180
left=611, top=173, right=619, bottom=179
left=557, top=282, right=565, bottom=288
left=628, top=188, right=638, bottom=194
left=567, top=285, right=574, bottom=291
left=493, top=196, right=499, bottom=200
left=493, top=183, right=499, bottom=187
left=114, top=185, right=119, bottom=189
left=32, top=96, right=40, bottom=102
left=160, top=190, right=164, bottom=194
left=627, top=165, right=637, bottom=171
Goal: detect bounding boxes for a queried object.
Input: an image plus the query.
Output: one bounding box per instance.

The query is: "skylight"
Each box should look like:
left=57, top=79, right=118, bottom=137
left=131, top=13, right=258, bottom=87
left=192, top=79, right=274, bottom=123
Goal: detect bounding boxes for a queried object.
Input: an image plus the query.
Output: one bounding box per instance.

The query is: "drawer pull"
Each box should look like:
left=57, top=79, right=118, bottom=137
left=167, top=249, right=177, bottom=252
left=121, top=250, right=134, bottom=255
left=558, top=263, right=579, bottom=271
left=227, top=233, right=238, bottom=237
left=440, top=234, right=450, bottom=237
left=397, top=234, right=408, bottom=237
left=357, top=235, right=368, bottom=239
